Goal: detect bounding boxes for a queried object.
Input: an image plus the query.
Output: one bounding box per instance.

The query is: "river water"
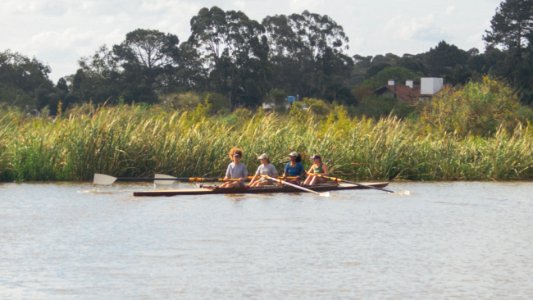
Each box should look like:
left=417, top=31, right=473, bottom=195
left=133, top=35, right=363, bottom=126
left=1, top=182, right=532, bottom=299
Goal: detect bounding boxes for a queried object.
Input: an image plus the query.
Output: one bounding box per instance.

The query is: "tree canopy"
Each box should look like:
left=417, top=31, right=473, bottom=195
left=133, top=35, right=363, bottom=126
left=1, top=2, right=533, bottom=112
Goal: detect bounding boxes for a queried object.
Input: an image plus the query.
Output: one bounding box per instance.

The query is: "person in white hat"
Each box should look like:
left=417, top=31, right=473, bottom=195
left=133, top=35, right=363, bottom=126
left=248, top=153, right=279, bottom=187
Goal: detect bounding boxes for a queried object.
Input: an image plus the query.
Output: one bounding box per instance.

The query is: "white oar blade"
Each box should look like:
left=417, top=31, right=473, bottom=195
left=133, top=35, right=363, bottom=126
left=93, top=173, right=117, bottom=185
left=319, top=192, right=331, bottom=197
left=154, top=174, right=177, bottom=185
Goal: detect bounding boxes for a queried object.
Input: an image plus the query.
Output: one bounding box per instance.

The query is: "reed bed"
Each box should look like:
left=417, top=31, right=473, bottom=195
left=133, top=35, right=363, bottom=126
left=0, top=104, right=532, bottom=182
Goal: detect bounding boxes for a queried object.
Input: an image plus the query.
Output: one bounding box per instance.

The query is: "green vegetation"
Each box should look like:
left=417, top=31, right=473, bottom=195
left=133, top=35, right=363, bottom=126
left=1, top=78, right=531, bottom=182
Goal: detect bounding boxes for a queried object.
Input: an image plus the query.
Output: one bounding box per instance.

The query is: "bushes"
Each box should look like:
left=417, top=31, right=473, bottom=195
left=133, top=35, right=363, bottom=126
left=0, top=78, right=531, bottom=182
left=160, top=91, right=230, bottom=114
left=354, top=95, right=415, bottom=119
left=0, top=102, right=531, bottom=182
left=419, top=76, right=522, bottom=136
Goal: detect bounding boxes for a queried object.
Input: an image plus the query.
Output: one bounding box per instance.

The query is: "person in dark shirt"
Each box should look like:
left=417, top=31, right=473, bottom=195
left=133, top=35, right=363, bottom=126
left=283, top=151, right=305, bottom=184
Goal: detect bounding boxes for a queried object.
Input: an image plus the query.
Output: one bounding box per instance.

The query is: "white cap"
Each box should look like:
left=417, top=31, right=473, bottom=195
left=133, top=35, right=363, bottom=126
left=257, top=153, right=269, bottom=160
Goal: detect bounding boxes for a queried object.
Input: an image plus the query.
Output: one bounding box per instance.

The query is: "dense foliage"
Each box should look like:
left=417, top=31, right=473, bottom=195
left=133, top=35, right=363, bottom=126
left=0, top=79, right=531, bottom=182
left=1, top=0, right=533, bottom=112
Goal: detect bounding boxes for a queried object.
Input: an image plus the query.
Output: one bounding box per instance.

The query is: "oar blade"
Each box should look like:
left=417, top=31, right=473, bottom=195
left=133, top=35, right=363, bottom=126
left=154, top=174, right=177, bottom=185
left=319, top=192, right=331, bottom=197
left=93, top=173, right=117, bottom=185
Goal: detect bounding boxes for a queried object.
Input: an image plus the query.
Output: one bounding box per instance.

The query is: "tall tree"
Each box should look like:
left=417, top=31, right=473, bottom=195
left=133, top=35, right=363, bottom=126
left=424, top=41, right=470, bottom=84
left=189, top=7, right=269, bottom=107
left=72, top=29, right=184, bottom=104
left=484, top=0, right=533, bottom=104
left=113, top=29, right=181, bottom=101
left=73, top=45, right=121, bottom=103
left=263, top=11, right=353, bottom=102
left=484, top=0, right=533, bottom=54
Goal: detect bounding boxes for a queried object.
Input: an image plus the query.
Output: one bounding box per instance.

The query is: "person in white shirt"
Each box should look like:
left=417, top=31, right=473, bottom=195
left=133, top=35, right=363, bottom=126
left=248, top=153, right=278, bottom=187
left=219, top=148, right=248, bottom=188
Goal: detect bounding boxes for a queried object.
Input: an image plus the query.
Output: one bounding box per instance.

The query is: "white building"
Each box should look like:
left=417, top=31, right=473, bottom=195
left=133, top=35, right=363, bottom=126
left=420, top=77, right=444, bottom=96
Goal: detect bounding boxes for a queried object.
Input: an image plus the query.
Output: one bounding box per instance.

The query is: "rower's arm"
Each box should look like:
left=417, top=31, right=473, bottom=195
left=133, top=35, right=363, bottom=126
left=307, top=165, right=315, bottom=174
left=248, top=175, right=258, bottom=185
left=322, top=164, right=329, bottom=175
left=248, top=167, right=258, bottom=185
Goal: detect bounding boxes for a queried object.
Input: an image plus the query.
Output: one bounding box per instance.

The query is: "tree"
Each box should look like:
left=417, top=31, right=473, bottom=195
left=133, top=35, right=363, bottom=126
left=424, top=41, right=470, bottom=84
left=72, top=29, right=185, bottom=104
left=263, top=11, right=353, bottom=102
left=484, top=0, right=533, bottom=53
left=113, top=29, right=181, bottom=102
left=189, top=7, right=269, bottom=107
left=362, top=66, right=422, bottom=89
left=484, top=0, right=533, bottom=104
left=0, top=50, right=54, bottom=109
left=73, top=45, right=121, bottom=103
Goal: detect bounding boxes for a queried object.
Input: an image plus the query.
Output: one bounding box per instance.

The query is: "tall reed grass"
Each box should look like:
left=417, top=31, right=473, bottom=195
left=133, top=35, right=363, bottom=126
left=0, top=102, right=531, bottom=182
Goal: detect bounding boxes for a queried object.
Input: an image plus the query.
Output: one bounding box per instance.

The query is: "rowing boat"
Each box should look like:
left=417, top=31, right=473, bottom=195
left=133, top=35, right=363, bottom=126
left=133, top=182, right=389, bottom=197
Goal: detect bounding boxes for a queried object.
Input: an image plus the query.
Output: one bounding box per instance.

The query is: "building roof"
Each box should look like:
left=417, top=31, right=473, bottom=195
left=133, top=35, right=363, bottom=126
left=374, top=84, right=421, bottom=104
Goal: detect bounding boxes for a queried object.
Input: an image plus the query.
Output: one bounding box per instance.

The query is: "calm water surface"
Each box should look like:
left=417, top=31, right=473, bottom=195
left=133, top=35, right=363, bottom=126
left=1, top=182, right=532, bottom=299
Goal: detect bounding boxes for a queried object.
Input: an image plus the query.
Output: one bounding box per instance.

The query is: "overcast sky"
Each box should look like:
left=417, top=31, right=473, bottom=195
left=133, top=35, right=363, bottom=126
left=0, top=0, right=502, bottom=81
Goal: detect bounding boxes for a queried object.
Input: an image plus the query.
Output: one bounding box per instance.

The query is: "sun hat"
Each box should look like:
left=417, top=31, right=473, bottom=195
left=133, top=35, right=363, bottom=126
left=288, top=151, right=299, bottom=157
left=257, top=153, right=269, bottom=160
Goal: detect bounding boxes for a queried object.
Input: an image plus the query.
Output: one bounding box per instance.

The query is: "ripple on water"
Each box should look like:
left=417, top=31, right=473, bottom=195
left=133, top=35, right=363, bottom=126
left=0, top=182, right=532, bottom=299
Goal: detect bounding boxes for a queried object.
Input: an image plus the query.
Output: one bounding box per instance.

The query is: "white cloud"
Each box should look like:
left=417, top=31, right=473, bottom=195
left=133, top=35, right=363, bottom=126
left=289, top=0, right=321, bottom=12
left=445, top=5, right=456, bottom=15
left=384, top=14, right=447, bottom=42
left=3, top=0, right=71, bottom=16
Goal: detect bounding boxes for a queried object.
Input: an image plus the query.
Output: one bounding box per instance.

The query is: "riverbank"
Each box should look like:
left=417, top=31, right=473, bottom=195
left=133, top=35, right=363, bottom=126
left=1, top=101, right=531, bottom=182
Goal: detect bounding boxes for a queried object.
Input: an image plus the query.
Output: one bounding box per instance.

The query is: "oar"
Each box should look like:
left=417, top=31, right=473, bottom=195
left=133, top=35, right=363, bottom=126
left=263, top=175, right=330, bottom=197
left=312, top=173, right=394, bottom=193
left=154, top=174, right=297, bottom=185
left=93, top=173, right=226, bottom=185
left=93, top=173, right=301, bottom=185
left=154, top=173, right=179, bottom=185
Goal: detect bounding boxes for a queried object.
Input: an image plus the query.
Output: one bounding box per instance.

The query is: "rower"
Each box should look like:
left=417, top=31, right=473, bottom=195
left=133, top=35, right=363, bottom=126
left=248, top=153, right=279, bottom=187
left=303, top=154, right=330, bottom=186
left=282, top=151, right=305, bottom=184
left=219, top=148, right=248, bottom=188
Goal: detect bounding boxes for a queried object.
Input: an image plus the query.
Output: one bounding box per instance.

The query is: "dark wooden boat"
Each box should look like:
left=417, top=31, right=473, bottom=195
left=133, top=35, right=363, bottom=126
left=133, top=182, right=389, bottom=197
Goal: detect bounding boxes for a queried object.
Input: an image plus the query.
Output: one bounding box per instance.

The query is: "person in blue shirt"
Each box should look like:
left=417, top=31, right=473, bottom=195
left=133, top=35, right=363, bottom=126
left=283, top=151, right=305, bottom=184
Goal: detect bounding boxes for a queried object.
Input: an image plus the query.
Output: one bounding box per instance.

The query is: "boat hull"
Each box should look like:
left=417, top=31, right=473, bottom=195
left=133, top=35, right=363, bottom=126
left=133, top=182, right=389, bottom=197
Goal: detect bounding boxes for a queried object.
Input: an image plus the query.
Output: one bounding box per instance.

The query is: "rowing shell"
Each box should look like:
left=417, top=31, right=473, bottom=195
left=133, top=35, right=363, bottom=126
left=133, top=182, right=389, bottom=197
